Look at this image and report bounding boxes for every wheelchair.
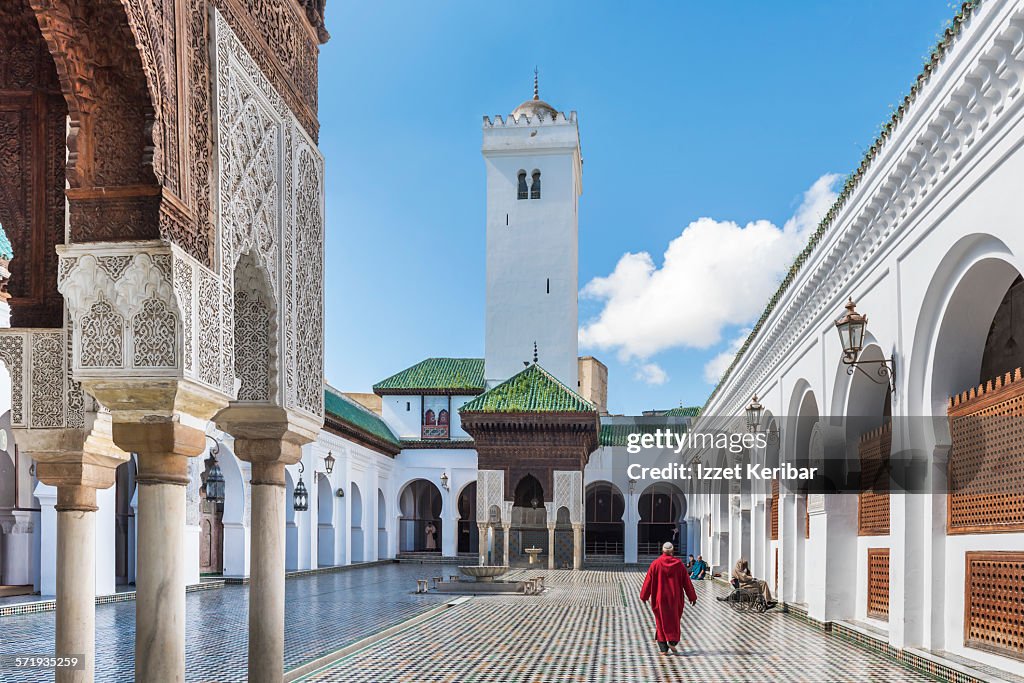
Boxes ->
[715,578,769,613]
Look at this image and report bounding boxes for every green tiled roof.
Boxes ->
[705,0,982,411]
[324,385,400,447]
[664,406,702,417]
[373,358,485,394]
[599,421,690,447]
[459,364,596,414]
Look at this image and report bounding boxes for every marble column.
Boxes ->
[247,460,287,682]
[20,423,127,683]
[547,523,556,570]
[501,523,511,566]
[113,421,205,683]
[55,486,96,683]
[217,408,317,683]
[572,523,583,570]
[477,523,487,565]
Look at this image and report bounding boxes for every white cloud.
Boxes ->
[634,362,669,386]
[579,174,840,367]
[703,328,750,384]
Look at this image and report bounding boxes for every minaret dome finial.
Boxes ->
[533,67,539,101]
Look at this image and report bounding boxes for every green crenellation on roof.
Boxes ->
[705,1,982,411]
[373,358,485,394]
[459,363,596,414]
[324,385,400,447]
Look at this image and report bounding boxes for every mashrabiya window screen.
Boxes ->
[964,551,1024,662]
[858,422,891,536]
[947,369,1024,534]
[866,547,890,621]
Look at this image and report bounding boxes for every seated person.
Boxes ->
[686,554,695,570]
[689,555,709,580]
[731,559,776,606]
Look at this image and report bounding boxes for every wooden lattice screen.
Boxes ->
[866,547,890,620]
[770,477,779,540]
[947,369,1024,534]
[858,423,891,536]
[964,551,1024,661]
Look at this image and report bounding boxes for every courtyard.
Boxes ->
[4,564,939,682]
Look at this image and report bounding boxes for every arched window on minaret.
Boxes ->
[517,171,528,200]
[530,170,541,199]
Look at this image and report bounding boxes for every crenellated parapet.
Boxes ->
[483,110,577,127]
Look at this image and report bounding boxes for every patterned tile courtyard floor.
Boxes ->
[0,563,447,682]
[298,568,937,683]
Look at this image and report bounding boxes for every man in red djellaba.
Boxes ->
[640,541,697,655]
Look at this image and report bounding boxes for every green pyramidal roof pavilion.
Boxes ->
[373,358,485,395]
[459,363,596,414]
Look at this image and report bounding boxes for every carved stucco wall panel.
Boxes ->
[553,470,583,525]
[0,327,85,429]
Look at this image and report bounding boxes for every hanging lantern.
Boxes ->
[205,458,225,503]
[745,395,763,433]
[293,461,309,512]
[323,450,335,475]
[835,297,867,361]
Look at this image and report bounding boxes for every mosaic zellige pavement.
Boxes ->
[299,569,935,683]
[0,564,447,683]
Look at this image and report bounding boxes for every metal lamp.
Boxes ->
[440,471,449,491]
[834,297,895,391]
[204,437,225,503]
[293,461,309,512]
[745,395,763,433]
[323,450,335,475]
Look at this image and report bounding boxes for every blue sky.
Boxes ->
[319,1,957,415]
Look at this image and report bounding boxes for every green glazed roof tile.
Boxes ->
[459,364,596,414]
[373,358,485,394]
[324,385,400,446]
[664,406,702,417]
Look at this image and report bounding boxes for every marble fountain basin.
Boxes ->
[458,565,509,582]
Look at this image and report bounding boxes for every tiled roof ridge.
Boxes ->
[703,0,982,412]
[459,363,597,413]
[373,357,485,393]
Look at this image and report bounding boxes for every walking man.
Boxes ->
[640,542,697,655]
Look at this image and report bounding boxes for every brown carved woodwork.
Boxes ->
[947,369,1024,534]
[0,0,66,327]
[964,551,1024,662]
[23,0,326,269]
[460,412,600,502]
[770,477,779,540]
[866,547,890,620]
[858,422,891,536]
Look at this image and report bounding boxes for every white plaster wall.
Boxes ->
[483,118,580,389]
[381,395,421,438]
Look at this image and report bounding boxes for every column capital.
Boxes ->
[112,420,207,486]
[215,404,319,472]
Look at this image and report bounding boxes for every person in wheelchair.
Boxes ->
[731,559,776,607]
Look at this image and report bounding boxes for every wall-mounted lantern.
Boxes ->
[745,395,763,433]
[834,297,895,392]
[323,450,335,475]
[204,436,225,504]
[293,461,309,512]
[440,471,449,491]
[628,478,637,495]
[336,488,344,498]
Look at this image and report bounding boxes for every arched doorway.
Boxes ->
[585,481,624,556]
[398,479,442,553]
[510,474,546,563]
[377,489,387,560]
[317,474,334,567]
[197,456,222,575]
[638,483,685,557]
[457,482,477,554]
[350,482,364,562]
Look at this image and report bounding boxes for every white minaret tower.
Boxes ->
[482,72,582,389]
